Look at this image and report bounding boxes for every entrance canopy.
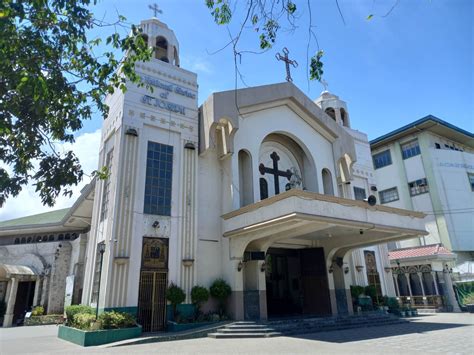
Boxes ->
[222,190,427,259]
[0,264,38,279]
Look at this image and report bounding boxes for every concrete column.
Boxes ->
[40,276,49,310]
[431,271,439,295]
[404,273,413,296]
[32,276,41,306]
[258,260,268,321]
[393,274,400,296]
[3,277,19,327]
[417,272,427,306]
[326,271,338,316]
[443,271,461,312]
[351,249,368,286]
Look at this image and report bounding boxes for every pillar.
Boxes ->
[258,260,268,321]
[443,271,461,312]
[431,271,439,295]
[393,274,400,296]
[3,277,19,327]
[229,259,245,320]
[404,273,413,296]
[417,272,427,306]
[32,276,41,306]
[40,276,49,310]
[351,249,368,286]
[327,270,338,316]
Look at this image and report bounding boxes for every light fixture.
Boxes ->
[344,266,349,274]
[355,265,364,272]
[98,242,106,254]
[328,265,334,273]
[384,267,392,273]
[260,262,266,273]
[184,142,195,150]
[237,261,244,272]
[152,220,160,228]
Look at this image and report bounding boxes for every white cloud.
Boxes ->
[0,129,101,221]
[181,56,213,75]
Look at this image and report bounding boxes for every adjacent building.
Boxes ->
[370,115,473,309]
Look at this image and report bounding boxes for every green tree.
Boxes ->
[0,0,152,207]
[209,278,231,316]
[191,285,210,317]
[166,283,186,321]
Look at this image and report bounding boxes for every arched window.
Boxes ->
[20,237,26,244]
[65,233,71,240]
[325,107,336,121]
[58,234,64,241]
[14,238,20,244]
[140,33,149,47]
[259,178,268,200]
[322,168,334,195]
[155,36,168,62]
[174,47,180,66]
[48,235,55,241]
[238,150,254,207]
[36,236,42,242]
[340,108,348,127]
[27,237,32,243]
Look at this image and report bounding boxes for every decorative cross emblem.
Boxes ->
[259,152,293,195]
[275,47,298,82]
[321,78,329,91]
[149,3,162,17]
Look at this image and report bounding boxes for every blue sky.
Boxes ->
[1,0,472,220]
[83,0,473,138]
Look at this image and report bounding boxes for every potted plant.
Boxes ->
[463,294,474,313]
[210,278,232,317]
[166,283,186,322]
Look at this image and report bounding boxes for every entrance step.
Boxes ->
[208,321,281,339]
[267,313,407,335]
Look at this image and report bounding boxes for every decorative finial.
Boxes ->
[275,47,298,82]
[149,3,162,18]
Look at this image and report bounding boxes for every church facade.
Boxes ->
[79,17,427,331]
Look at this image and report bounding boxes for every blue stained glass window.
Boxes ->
[144,141,173,216]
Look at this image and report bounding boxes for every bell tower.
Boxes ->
[315,91,351,128]
[82,13,198,331]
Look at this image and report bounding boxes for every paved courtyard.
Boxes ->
[1,313,473,354]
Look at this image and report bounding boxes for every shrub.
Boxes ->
[31,306,45,316]
[98,311,136,329]
[350,285,365,300]
[65,305,94,326]
[191,285,209,316]
[386,297,400,311]
[209,278,231,316]
[463,293,474,305]
[166,283,186,321]
[364,285,377,300]
[73,313,96,330]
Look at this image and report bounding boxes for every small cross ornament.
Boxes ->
[275,47,298,82]
[149,3,162,17]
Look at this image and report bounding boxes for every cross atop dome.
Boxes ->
[148,3,162,18]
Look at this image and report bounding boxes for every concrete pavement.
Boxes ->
[1,313,473,354]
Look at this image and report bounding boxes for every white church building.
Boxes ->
[0,17,434,331]
[78,17,429,332]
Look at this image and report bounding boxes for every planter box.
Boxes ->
[58,325,142,347]
[167,321,217,332]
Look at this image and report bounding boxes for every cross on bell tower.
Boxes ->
[275,47,298,82]
[148,3,162,17]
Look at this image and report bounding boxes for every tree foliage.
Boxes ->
[0,0,152,207]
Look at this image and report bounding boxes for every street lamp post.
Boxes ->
[95,242,106,320]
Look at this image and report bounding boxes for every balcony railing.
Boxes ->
[397,295,445,309]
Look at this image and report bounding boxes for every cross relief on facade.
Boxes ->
[259,151,293,195]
